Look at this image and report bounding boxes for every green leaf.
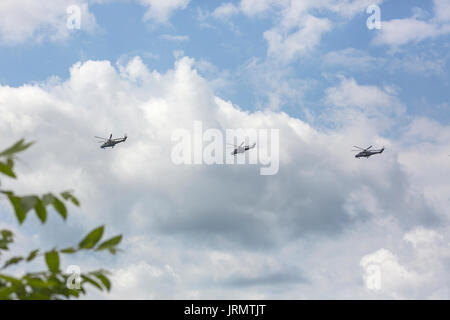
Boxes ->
[0,274,21,285]
[0,229,14,251]
[0,286,14,299]
[52,197,67,220]
[2,256,24,269]
[26,249,39,262]
[66,289,80,298]
[45,250,60,273]
[91,272,111,291]
[0,230,13,238]
[42,193,54,206]
[81,275,103,291]
[0,162,16,178]
[6,158,14,170]
[20,196,38,214]
[34,198,47,223]
[60,191,80,207]
[79,226,104,250]
[60,247,77,254]
[95,235,122,251]
[0,140,34,158]
[23,276,48,289]
[5,193,26,224]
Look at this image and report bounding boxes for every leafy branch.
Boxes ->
[0,140,122,300]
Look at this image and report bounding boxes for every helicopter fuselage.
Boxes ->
[231,144,256,155]
[355,148,384,158]
[100,137,127,149]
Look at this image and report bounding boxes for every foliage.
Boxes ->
[0,140,122,299]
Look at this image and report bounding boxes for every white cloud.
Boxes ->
[325,77,405,118]
[238,0,277,17]
[360,248,422,298]
[390,54,446,76]
[242,57,313,110]
[373,18,445,47]
[360,227,450,299]
[159,34,189,41]
[322,48,447,76]
[323,48,380,71]
[0,0,192,44]
[403,227,444,248]
[212,3,240,20]
[209,0,384,63]
[397,118,450,221]
[0,56,448,299]
[327,0,383,19]
[139,0,189,24]
[373,1,450,47]
[264,15,332,63]
[433,0,450,22]
[236,0,383,20]
[0,0,98,45]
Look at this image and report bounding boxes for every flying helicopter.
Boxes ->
[227,141,256,156]
[352,145,384,159]
[95,134,127,149]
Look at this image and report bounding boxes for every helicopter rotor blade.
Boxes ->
[95,136,107,140]
[109,134,113,140]
[353,146,364,150]
[366,145,373,150]
[240,141,245,147]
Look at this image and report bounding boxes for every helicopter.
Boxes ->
[352,145,384,159]
[227,141,256,156]
[95,134,127,149]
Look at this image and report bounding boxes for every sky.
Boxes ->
[0,0,449,299]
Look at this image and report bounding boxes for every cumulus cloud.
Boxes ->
[325,76,405,119]
[433,0,450,22]
[372,18,446,47]
[360,226,450,299]
[242,57,313,110]
[0,56,448,299]
[139,0,189,24]
[360,248,422,297]
[0,0,192,44]
[211,3,240,21]
[372,0,450,47]
[264,15,332,63]
[210,0,383,63]
[0,0,99,45]
[238,0,277,17]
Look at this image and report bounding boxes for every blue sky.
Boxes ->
[1,0,450,299]
[1,0,448,123]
